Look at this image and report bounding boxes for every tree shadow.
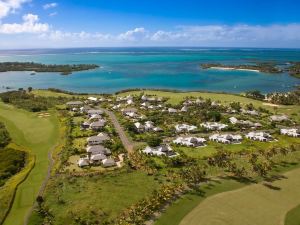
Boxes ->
[263,182,281,191]
[264,174,287,183]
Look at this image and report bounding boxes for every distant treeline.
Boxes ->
[201,62,300,78]
[0,62,99,75]
[0,90,69,112]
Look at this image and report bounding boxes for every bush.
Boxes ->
[0,122,11,148]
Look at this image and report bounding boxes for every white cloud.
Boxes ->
[0,0,30,19]
[43,2,57,10]
[49,11,57,16]
[2,24,300,48]
[0,13,49,33]
[117,27,147,41]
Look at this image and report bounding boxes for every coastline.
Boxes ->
[209,66,260,72]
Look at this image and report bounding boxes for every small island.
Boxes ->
[289,62,300,78]
[201,63,282,73]
[0,62,99,75]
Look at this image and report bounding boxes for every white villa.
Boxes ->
[181,106,188,112]
[87,133,110,145]
[246,132,273,142]
[229,117,262,128]
[173,136,206,147]
[141,95,162,102]
[175,124,197,133]
[78,156,116,168]
[168,108,178,113]
[134,121,162,133]
[280,128,300,137]
[87,109,104,117]
[142,145,178,157]
[200,122,228,131]
[241,109,259,116]
[90,119,106,130]
[86,145,111,155]
[270,115,289,122]
[209,134,243,144]
[87,97,98,102]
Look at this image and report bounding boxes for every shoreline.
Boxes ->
[209,66,260,72]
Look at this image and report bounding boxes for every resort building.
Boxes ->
[86,145,111,155]
[142,145,178,157]
[175,124,197,133]
[280,128,300,137]
[90,119,106,130]
[209,134,243,144]
[270,115,289,122]
[200,122,228,131]
[173,136,206,147]
[246,132,273,142]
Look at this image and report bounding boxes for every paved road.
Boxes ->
[101,108,134,154]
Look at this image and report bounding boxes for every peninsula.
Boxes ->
[0,62,99,75]
[201,63,282,73]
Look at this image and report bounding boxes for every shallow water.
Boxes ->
[0,47,299,93]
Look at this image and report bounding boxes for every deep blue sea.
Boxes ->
[0,47,299,94]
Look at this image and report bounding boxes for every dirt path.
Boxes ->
[180,168,300,225]
[101,108,134,154]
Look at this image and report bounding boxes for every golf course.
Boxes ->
[179,167,300,225]
[0,102,61,225]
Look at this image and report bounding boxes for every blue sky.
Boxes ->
[0,0,300,48]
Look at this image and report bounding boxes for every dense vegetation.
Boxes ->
[0,122,11,147]
[0,122,25,187]
[0,148,26,187]
[0,89,71,112]
[0,62,99,75]
[201,63,282,73]
[288,62,300,78]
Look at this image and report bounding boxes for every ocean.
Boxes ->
[0,47,299,94]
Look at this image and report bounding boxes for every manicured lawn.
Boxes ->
[0,102,61,225]
[180,167,300,225]
[154,179,246,225]
[285,204,300,225]
[41,170,160,224]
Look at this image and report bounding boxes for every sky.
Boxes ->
[0,0,300,49]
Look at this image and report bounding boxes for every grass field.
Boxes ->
[0,102,60,225]
[285,204,300,225]
[37,170,160,224]
[179,167,300,225]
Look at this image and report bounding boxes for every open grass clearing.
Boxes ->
[40,170,160,224]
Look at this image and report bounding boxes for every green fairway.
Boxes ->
[154,179,246,225]
[0,102,60,225]
[179,167,300,225]
[285,204,300,225]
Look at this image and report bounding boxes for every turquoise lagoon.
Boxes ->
[0,47,299,93]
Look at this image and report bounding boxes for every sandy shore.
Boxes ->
[210,66,260,72]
